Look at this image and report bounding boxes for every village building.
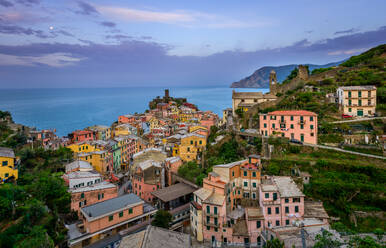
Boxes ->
[0,147,19,183]
[232,91,277,116]
[337,85,377,117]
[67,194,157,248]
[132,160,164,202]
[63,169,103,189]
[69,130,95,143]
[119,225,191,248]
[78,150,113,174]
[259,110,318,144]
[114,123,138,137]
[69,181,118,217]
[178,133,206,162]
[86,125,112,141]
[118,114,135,124]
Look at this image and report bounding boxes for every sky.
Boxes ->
[0,0,385,88]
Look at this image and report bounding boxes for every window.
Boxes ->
[206,226,210,231]
[109,215,114,221]
[295,206,299,213]
[256,220,261,228]
[349,108,352,112]
[272,123,275,128]
[310,116,314,121]
[300,124,304,129]
[264,123,267,128]
[98,194,101,200]
[244,181,248,187]
[293,198,300,203]
[286,219,290,225]
[207,206,210,214]
[263,115,266,120]
[190,140,193,145]
[285,198,289,203]
[238,190,240,195]
[2,161,8,166]
[244,171,247,176]
[368,99,371,106]
[276,220,280,226]
[199,140,202,145]
[358,91,362,97]
[290,124,294,129]
[358,100,362,106]
[187,147,190,152]
[119,211,123,218]
[214,207,217,214]
[349,99,352,106]
[268,207,271,215]
[275,207,279,214]
[265,193,269,199]
[252,193,256,199]
[285,206,289,213]
[81,193,84,198]
[214,227,218,232]
[348,91,352,97]
[232,171,234,177]
[253,182,256,188]
[310,125,314,130]
[290,116,294,121]
[273,193,277,200]
[129,208,133,214]
[214,218,218,225]
[252,171,256,177]
[206,216,210,223]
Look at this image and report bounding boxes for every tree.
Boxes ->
[313,229,341,248]
[348,235,382,248]
[264,238,284,248]
[151,210,172,229]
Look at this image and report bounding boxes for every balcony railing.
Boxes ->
[204,212,219,217]
[204,220,220,227]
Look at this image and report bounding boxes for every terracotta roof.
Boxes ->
[268,110,317,116]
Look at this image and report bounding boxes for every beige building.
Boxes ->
[232,91,277,116]
[337,86,377,117]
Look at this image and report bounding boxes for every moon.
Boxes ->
[49,26,54,30]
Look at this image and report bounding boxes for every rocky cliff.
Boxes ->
[230,61,342,88]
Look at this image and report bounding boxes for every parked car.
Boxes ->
[289,139,303,145]
[342,114,353,118]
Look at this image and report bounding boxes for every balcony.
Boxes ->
[204,220,220,227]
[262,199,280,205]
[204,211,219,217]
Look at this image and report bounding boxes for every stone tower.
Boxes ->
[297,65,309,81]
[269,70,278,94]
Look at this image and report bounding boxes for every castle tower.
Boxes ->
[269,70,278,94]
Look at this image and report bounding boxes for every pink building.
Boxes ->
[132,160,163,202]
[70,130,95,143]
[118,114,135,124]
[259,110,318,144]
[259,176,305,229]
[69,181,118,217]
[165,156,183,186]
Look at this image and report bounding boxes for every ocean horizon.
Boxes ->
[0,87,268,137]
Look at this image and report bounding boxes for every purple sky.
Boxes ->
[0,0,385,88]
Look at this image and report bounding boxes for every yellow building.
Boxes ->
[78,150,112,174]
[66,142,100,157]
[179,133,206,162]
[337,86,377,117]
[149,117,160,131]
[0,147,18,183]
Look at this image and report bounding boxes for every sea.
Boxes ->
[0,87,268,137]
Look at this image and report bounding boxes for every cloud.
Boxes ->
[96,5,269,28]
[334,28,357,35]
[141,36,152,40]
[0,0,13,7]
[0,26,384,88]
[76,1,99,15]
[16,0,40,6]
[105,34,133,41]
[0,23,51,38]
[100,21,116,28]
[0,52,83,67]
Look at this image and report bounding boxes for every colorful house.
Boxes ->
[78,150,113,174]
[0,147,18,183]
[86,125,112,141]
[259,110,318,144]
[132,160,163,202]
[337,85,377,117]
[118,114,135,124]
[179,133,206,162]
[69,130,95,143]
[114,124,138,137]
